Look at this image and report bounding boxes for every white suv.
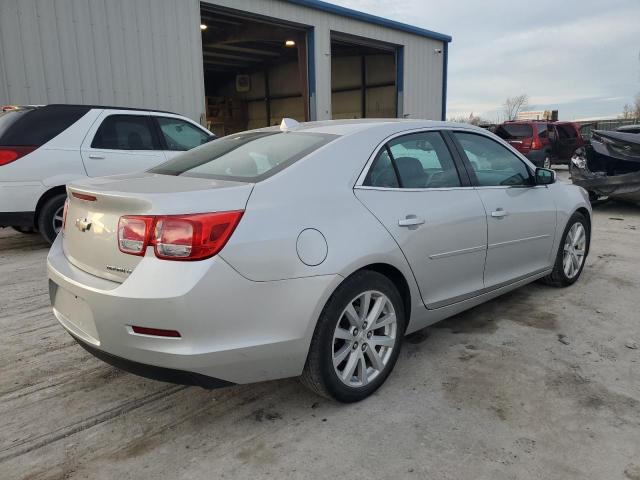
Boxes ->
[0,105,214,243]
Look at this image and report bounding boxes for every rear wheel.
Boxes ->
[37,193,66,245]
[301,270,405,402]
[543,155,551,169]
[542,212,589,287]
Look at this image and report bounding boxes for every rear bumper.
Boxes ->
[0,211,35,228]
[0,181,46,218]
[71,333,235,389]
[47,235,342,385]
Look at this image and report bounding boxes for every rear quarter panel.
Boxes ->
[219,128,424,319]
[0,109,100,211]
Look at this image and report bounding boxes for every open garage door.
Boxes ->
[200,4,311,136]
[331,34,398,119]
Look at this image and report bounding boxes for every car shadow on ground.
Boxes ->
[0,227,49,251]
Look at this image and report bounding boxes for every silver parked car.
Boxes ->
[47,119,591,402]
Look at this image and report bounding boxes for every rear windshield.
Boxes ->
[149,131,337,182]
[495,124,533,139]
[0,109,32,140]
[0,105,90,146]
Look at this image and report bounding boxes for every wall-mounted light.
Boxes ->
[200,24,207,31]
[285,40,296,47]
[433,48,443,54]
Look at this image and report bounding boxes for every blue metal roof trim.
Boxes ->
[284,0,452,43]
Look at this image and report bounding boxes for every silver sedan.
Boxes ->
[47,119,591,402]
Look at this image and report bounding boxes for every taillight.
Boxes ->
[62,199,69,232]
[153,211,243,260]
[117,211,243,261]
[0,146,37,166]
[118,216,154,256]
[531,137,541,150]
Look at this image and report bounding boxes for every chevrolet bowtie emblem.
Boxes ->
[75,218,92,232]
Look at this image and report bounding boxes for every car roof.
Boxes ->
[617,125,640,132]
[252,118,485,137]
[43,104,178,115]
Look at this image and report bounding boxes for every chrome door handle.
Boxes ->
[491,209,509,218]
[89,154,105,159]
[398,216,425,227]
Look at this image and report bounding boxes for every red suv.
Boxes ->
[495,121,584,168]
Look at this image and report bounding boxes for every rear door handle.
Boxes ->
[89,154,105,159]
[398,215,425,227]
[491,208,509,218]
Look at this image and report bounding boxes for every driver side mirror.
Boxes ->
[535,167,555,185]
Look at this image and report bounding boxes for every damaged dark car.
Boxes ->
[570,129,640,204]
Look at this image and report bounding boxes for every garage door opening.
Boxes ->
[331,35,397,119]
[200,5,310,136]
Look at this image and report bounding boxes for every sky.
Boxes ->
[327,0,640,121]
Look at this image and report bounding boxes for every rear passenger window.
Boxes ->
[556,124,575,139]
[0,105,90,146]
[92,115,157,150]
[536,123,549,138]
[365,148,399,188]
[454,132,532,187]
[364,131,460,189]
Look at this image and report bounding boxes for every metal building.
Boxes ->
[0,0,451,133]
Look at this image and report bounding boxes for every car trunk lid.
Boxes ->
[63,173,253,282]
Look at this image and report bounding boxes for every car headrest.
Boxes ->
[394,156,426,187]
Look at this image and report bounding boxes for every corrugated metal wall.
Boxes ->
[206,0,445,121]
[0,0,444,123]
[0,0,205,122]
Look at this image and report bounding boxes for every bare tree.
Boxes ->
[620,93,640,119]
[503,94,529,121]
[447,112,485,125]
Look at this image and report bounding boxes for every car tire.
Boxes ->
[37,193,66,245]
[301,270,405,402]
[541,212,589,287]
[12,226,37,234]
[543,155,551,169]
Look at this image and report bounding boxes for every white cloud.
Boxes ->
[327,0,640,120]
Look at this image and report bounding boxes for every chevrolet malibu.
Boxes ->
[47,119,591,402]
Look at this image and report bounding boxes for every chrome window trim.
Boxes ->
[355,125,537,191]
[355,184,548,192]
[354,185,471,192]
[471,185,548,190]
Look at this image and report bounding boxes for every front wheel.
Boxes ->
[541,212,589,287]
[301,270,405,402]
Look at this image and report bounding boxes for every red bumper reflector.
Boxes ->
[131,326,181,338]
[72,192,97,201]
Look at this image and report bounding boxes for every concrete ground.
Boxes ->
[1,169,639,480]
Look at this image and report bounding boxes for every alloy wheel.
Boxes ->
[52,205,64,234]
[563,222,586,279]
[543,157,551,169]
[332,290,397,387]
